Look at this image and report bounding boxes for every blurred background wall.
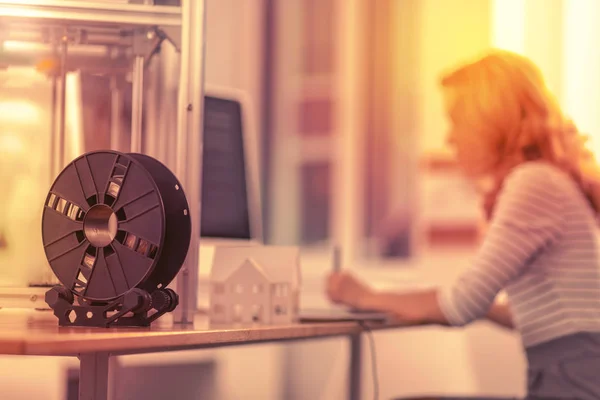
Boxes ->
[1,0,600,399]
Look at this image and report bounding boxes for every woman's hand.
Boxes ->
[326,273,449,325]
[485,297,515,330]
[326,272,373,310]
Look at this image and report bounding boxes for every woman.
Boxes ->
[326,50,600,399]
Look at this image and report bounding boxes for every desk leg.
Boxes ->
[349,334,362,400]
[78,352,110,400]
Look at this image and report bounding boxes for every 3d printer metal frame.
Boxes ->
[0,0,182,28]
[0,0,204,325]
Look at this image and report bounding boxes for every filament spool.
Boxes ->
[41,150,191,303]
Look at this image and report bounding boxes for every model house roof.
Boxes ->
[227,258,271,283]
[211,245,301,285]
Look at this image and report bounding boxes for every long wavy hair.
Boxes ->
[440,49,600,213]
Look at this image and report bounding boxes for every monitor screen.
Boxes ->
[200,95,251,239]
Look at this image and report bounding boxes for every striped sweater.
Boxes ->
[439,161,600,348]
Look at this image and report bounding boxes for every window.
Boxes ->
[302,0,336,76]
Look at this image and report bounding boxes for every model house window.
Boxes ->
[252,284,263,294]
[273,283,288,297]
[274,305,287,315]
[213,304,224,314]
[213,283,225,294]
[234,284,244,294]
[233,304,242,322]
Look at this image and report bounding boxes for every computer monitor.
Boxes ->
[200,85,263,244]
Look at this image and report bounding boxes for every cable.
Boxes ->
[359,321,379,400]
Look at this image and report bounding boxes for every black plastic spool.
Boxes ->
[41,150,191,304]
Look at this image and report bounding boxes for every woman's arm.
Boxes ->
[326,273,449,325]
[327,272,515,328]
[359,289,449,325]
[327,164,563,328]
[327,274,516,330]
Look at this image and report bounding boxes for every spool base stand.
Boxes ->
[45,285,179,328]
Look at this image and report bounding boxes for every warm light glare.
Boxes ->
[563,0,600,157]
[0,100,40,122]
[0,133,24,154]
[491,0,525,53]
[65,73,84,159]
[2,40,38,51]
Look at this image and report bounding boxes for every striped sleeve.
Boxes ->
[438,164,565,326]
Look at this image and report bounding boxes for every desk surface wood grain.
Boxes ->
[0,310,394,356]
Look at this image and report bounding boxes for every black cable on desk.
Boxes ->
[358,321,379,400]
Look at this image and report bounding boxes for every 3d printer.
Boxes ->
[0,0,205,325]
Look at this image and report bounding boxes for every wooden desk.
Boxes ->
[0,310,391,400]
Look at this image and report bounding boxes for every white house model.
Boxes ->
[209,246,301,325]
